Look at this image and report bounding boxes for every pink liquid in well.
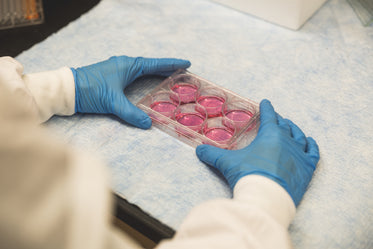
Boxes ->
[197,96,225,117]
[175,113,205,132]
[225,109,254,129]
[171,83,198,103]
[150,101,178,117]
[226,109,253,121]
[204,127,234,143]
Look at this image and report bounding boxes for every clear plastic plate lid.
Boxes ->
[137,69,260,150]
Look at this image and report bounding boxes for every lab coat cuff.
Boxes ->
[233,175,296,228]
[47,66,76,117]
[23,67,76,122]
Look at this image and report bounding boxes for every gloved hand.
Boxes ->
[196,99,320,206]
[71,56,191,129]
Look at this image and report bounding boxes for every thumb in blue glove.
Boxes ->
[196,99,320,206]
[71,56,191,129]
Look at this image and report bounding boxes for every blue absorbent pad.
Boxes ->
[16,0,373,248]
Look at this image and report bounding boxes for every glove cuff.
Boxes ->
[70,68,79,113]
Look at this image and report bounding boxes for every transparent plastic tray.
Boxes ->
[137,69,260,150]
[0,0,44,30]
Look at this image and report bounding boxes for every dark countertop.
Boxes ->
[0,0,100,57]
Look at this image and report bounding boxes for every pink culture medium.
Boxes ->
[197,95,225,117]
[150,101,178,117]
[171,83,198,103]
[175,113,205,132]
[224,109,254,129]
[204,127,234,142]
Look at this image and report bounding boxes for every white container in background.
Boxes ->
[211,0,328,30]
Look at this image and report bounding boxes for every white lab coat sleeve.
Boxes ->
[0,57,144,249]
[22,67,75,122]
[0,72,142,249]
[0,56,75,123]
[156,175,296,249]
[0,81,106,249]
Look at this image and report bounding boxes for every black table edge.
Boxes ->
[113,193,175,243]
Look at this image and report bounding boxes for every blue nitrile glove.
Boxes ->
[71,56,191,129]
[196,99,320,206]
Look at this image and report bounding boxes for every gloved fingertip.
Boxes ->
[260,99,271,105]
[137,115,152,129]
[196,144,209,160]
[168,58,191,71]
[306,137,319,152]
[259,99,277,125]
[196,144,217,164]
[306,136,320,165]
[179,59,191,68]
[196,144,226,168]
[260,99,274,111]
